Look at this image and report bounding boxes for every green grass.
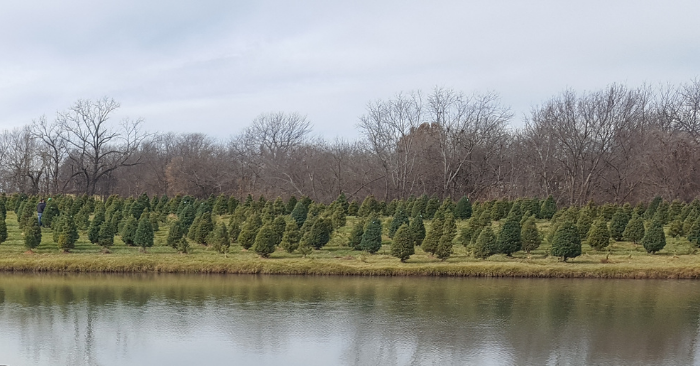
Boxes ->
[2,212,700,279]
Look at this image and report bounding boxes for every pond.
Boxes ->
[0,274,698,365]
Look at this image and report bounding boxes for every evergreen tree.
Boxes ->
[335,192,349,214]
[436,213,456,260]
[24,216,42,251]
[550,221,582,261]
[409,215,426,247]
[306,217,333,250]
[187,213,202,240]
[285,196,298,215]
[61,214,79,250]
[210,223,230,254]
[609,208,630,241]
[290,201,309,227]
[52,215,65,243]
[280,220,301,253]
[576,206,595,239]
[238,214,262,250]
[454,196,472,220]
[42,199,59,228]
[166,220,185,248]
[358,195,379,217]
[0,213,7,244]
[540,195,557,219]
[134,212,154,251]
[97,220,114,250]
[347,200,359,216]
[668,219,684,238]
[359,216,382,253]
[213,194,228,215]
[252,224,277,257]
[496,212,522,256]
[271,216,287,246]
[520,215,541,254]
[391,224,414,262]
[388,204,409,238]
[686,216,700,247]
[411,195,428,218]
[74,204,91,231]
[587,218,611,250]
[195,212,214,244]
[348,219,365,250]
[424,196,440,219]
[642,220,666,254]
[19,199,35,230]
[623,214,645,244]
[644,196,662,220]
[473,226,497,259]
[228,217,242,243]
[331,204,347,229]
[421,213,445,255]
[88,207,106,244]
[121,216,138,245]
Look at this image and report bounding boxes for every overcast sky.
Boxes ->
[1,0,699,139]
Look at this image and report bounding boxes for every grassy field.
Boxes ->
[1,212,700,279]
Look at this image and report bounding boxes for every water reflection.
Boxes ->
[0,274,698,365]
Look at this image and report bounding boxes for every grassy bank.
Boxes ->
[3,212,700,279]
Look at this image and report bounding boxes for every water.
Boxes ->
[0,274,699,366]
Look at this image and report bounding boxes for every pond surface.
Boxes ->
[0,274,699,365]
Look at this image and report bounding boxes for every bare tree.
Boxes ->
[31,115,68,194]
[57,97,146,196]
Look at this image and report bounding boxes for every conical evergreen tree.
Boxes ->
[550,221,582,261]
[576,207,595,239]
[644,196,662,220]
[121,216,138,245]
[540,195,557,219]
[609,208,630,241]
[409,215,426,247]
[421,212,444,255]
[134,212,154,251]
[454,196,472,220]
[520,215,541,254]
[360,216,382,253]
[436,213,456,260]
[473,226,497,259]
[194,212,214,244]
[97,220,114,250]
[391,224,414,262]
[623,214,645,244]
[252,224,277,257]
[237,214,262,250]
[668,219,684,238]
[348,219,365,250]
[210,223,230,254]
[24,216,42,252]
[228,217,242,244]
[166,220,185,249]
[0,213,7,244]
[272,216,287,246]
[280,220,301,253]
[388,204,409,238]
[496,212,522,256]
[642,220,666,254]
[686,216,700,247]
[58,214,79,252]
[290,201,308,227]
[587,218,611,250]
[88,207,106,244]
[307,217,333,250]
[331,204,347,229]
[424,196,440,219]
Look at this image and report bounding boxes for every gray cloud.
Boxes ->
[1,0,698,138]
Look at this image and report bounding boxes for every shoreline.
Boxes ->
[1,255,699,279]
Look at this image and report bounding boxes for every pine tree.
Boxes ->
[290,201,308,227]
[331,204,347,229]
[178,204,196,232]
[88,207,106,244]
[0,213,7,244]
[540,195,557,219]
[587,218,611,250]
[520,215,541,254]
[668,219,684,238]
[272,216,287,246]
[409,215,426,247]
[210,223,230,254]
[576,207,595,239]
[252,224,276,258]
[609,208,630,241]
[280,220,301,253]
[436,213,456,260]
[473,226,497,259]
[348,219,365,250]
[166,220,185,248]
[642,220,666,254]
[121,216,138,245]
[347,200,359,216]
[454,196,472,220]
[644,196,662,220]
[388,204,409,238]
[228,217,242,244]
[176,237,190,254]
[421,213,444,255]
[623,214,645,244]
[74,204,91,231]
[424,196,440,219]
[496,212,522,256]
[358,195,379,217]
[391,224,414,262]
[686,216,700,247]
[97,220,114,250]
[213,194,228,215]
[59,214,79,252]
[52,215,65,243]
[24,216,42,252]
[238,214,262,250]
[307,217,333,250]
[42,199,59,228]
[187,213,202,240]
[134,212,154,251]
[195,212,214,245]
[360,216,382,253]
[550,221,582,261]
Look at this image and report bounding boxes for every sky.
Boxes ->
[1,0,699,139]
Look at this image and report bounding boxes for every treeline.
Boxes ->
[3,80,700,205]
[2,192,699,262]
